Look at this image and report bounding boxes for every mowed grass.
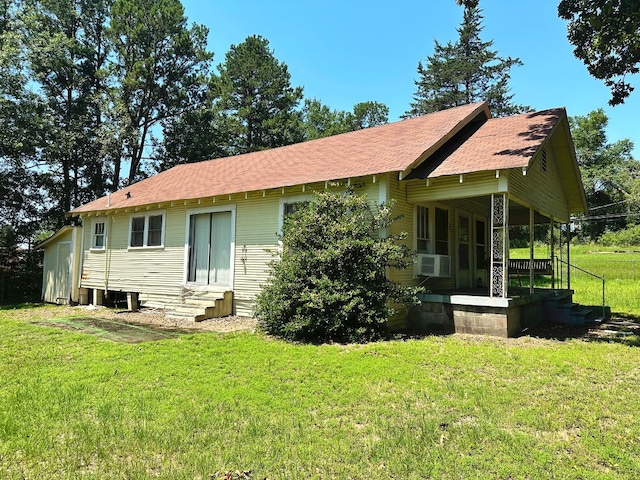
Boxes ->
[2,305,640,479]
[511,245,640,315]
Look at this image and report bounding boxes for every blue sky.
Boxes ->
[182,0,639,157]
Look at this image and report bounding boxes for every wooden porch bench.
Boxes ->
[508,258,553,287]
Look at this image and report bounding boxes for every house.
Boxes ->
[45,101,588,336]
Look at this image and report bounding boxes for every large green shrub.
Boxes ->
[599,224,640,246]
[255,190,419,343]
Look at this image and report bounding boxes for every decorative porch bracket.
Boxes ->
[490,193,508,298]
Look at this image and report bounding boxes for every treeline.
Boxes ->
[0,0,391,247]
[1,0,638,304]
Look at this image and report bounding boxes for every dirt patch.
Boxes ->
[20,304,259,342]
[36,317,190,343]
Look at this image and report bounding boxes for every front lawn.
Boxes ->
[1,305,640,479]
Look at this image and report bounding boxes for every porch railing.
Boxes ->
[556,257,606,320]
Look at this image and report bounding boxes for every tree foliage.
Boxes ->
[108,0,212,182]
[301,99,389,141]
[406,1,527,117]
[570,109,640,239]
[255,190,420,344]
[214,35,304,155]
[558,0,640,106]
[26,0,112,219]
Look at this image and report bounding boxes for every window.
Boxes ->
[91,220,106,249]
[416,206,430,252]
[476,219,486,269]
[283,201,307,218]
[129,212,165,248]
[435,207,449,255]
[458,215,469,269]
[278,195,312,233]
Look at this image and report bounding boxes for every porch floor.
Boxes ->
[418,287,572,308]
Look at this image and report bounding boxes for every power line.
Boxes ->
[571,212,640,222]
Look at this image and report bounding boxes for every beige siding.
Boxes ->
[508,147,570,222]
[406,172,504,204]
[78,176,381,316]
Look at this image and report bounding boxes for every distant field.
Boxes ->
[511,245,640,315]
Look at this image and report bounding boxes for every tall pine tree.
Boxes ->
[406,1,528,118]
[214,35,304,155]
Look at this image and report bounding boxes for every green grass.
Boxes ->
[511,245,640,315]
[2,305,640,478]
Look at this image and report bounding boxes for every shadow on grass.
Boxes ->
[525,312,640,347]
[399,313,640,347]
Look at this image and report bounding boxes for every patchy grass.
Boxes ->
[1,305,640,479]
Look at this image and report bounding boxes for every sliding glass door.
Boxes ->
[188,211,232,285]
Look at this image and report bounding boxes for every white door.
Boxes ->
[56,243,71,304]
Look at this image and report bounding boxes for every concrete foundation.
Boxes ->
[408,290,553,337]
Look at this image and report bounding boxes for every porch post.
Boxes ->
[567,221,571,291]
[490,193,508,298]
[529,208,534,295]
[550,218,555,289]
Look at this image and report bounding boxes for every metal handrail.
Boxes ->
[556,257,606,320]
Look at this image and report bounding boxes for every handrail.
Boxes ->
[556,257,606,320]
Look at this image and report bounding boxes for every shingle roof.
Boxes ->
[70,102,567,214]
[422,108,566,178]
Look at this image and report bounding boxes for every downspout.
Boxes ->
[104,213,112,295]
[550,218,555,289]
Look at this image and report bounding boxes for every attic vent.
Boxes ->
[540,148,548,173]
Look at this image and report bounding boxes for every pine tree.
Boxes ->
[214,35,304,155]
[406,2,528,118]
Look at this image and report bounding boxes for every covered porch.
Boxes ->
[403,182,585,337]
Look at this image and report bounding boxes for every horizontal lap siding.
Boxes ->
[233,180,381,317]
[509,148,569,221]
[80,206,190,307]
[233,194,279,317]
[388,176,417,288]
[79,177,381,316]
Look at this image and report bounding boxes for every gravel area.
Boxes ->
[27,304,259,333]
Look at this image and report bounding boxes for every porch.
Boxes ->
[408,287,585,337]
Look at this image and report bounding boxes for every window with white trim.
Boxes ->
[416,206,430,253]
[91,219,106,249]
[129,212,165,248]
[415,205,449,254]
[435,207,449,255]
[278,195,313,233]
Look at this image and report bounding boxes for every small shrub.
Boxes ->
[255,189,419,343]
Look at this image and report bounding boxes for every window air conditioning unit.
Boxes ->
[416,253,451,278]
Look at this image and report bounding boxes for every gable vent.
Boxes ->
[540,148,548,173]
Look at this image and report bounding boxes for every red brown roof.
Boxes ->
[425,108,566,178]
[71,102,569,214]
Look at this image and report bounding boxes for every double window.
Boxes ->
[129,212,165,248]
